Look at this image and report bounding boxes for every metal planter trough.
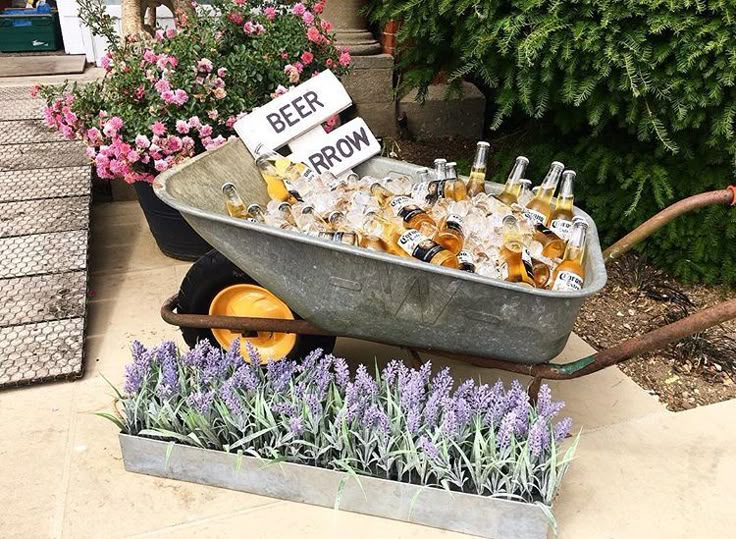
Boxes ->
[120,434,551,539]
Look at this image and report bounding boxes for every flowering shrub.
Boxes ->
[107,340,578,506]
[37,0,351,184]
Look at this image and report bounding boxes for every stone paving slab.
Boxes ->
[0,119,66,145]
[0,230,88,279]
[0,196,90,238]
[0,166,91,202]
[0,97,43,120]
[0,86,35,100]
[0,271,86,328]
[0,141,88,171]
[0,318,84,387]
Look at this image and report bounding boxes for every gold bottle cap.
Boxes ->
[222,182,236,193]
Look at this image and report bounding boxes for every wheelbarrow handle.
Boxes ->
[603,186,736,264]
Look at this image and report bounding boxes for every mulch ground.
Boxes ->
[395,136,736,411]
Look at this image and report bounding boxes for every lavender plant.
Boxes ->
[107,340,579,506]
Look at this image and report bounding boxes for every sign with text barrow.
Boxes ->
[233,70,352,154]
[290,118,381,176]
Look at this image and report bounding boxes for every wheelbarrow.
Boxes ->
[154,139,736,391]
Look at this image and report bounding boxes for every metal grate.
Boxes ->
[0,271,86,328]
[0,119,66,145]
[0,196,90,238]
[0,230,88,279]
[0,141,88,172]
[0,166,91,202]
[0,98,43,121]
[0,318,85,387]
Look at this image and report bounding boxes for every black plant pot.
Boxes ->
[134,181,212,261]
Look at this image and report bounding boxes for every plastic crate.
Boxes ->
[0,10,61,52]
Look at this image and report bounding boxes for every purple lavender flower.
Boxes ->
[187,390,214,414]
[553,417,573,442]
[470,384,493,415]
[223,339,243,371]
[272,401,295,416]
[305,392,323,419]
[355,364,378,396]
[417,435,441,463]
[483,380,509,427]
[406,406,421,434]
[245,341,262,367]
[381,359,407,387]
[362,403,390,436]
[454,379,475,400]
[123,341,154,395]
[536,384,565,419]
[231,363,259,392]
[423,392,442,428]
[399,369,426,411]
[288,415,303,435]
[180,340,214,368]
[155,345,179,399]
[527,417,551,458]
[219,378,242,415]
[266,359,297,393]
[332,355,350,388]
[296,347,323,373]
[497,410,517,450]
[440,407,459,438]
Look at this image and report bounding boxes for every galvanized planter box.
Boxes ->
[120,434,551,539]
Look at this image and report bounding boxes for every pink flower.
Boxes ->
[197,58,213,73]
[167,136,183,152]
[134,86,146,100]
[175,120,190,134]
[271,85,288,98]
[294,61,304,73]
[227,11,244,25]
[264,6,276,20]
[321,19,332,32]
[208,109,219,120]
[326,58,334,68]
[173,89,189,105]
[339,49,352,67]
[103,116,124,136]
[64,110,78,124]
[155,78,171,94]
[188,116,202,129]
[85,147,97,159]
[127,150,140,163]
[151,122,166,136]
[243,21,255,34]
[302,11,314,25]
[306,26,321,43]
[313,0,324,14]
[233,0,245,4]
[255,23,265,35]
[143,49,158,64]
[165,28,177,38]
[155,29,165,41]
[324,114,338,133]
[213,77,225,88]
[213,87,227,99]
[154,159,169,172]
[217,67,228,77]
[60,125,75,139]
[181,136,195,149]
[205,135,227,151]
[161,90,175,104]
[284,64,300,84]
[292,3,306,16]
[100,53,113,72]
[300,51,314,65]
[86,127,102,145]
[199,124,213,137]
[30,84,40,98]
[225,116,237,128]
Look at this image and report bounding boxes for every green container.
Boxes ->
[0,10,61,52]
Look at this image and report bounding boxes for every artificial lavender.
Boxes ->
[116,340,578,505]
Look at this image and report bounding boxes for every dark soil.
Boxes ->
[395,137,736,412]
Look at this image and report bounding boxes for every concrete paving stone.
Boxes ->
[0,166,91,202]
[0,119,66,145]
[0,141,88,171]
[0,97,43,120]
[0,196,89,238]
[342,67,394,104]
[0,230,88,278]
[0,271,86,327]
[0,86,36,100]
[0,318,84,387]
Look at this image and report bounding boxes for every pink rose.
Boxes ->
[302,11,314,25]
[339,50,352,67]
[306,26,321,43]
[127,150,140,163]
[197,58,213,73]
[173,89,189,105]
[151,122,166,136]
[165,28,177,38]
[188,116,202,129]
[227,12,244,25]
[292,3,306,16]
[217,67,228,77]
[176,120,190,134]
[155,78,171,94]
[199,124,213,137]
[154,159,169,172]
[264,6,276,20]
[205,135,226,151]
[243,21,255,34]
[321,19,332,32]
[300,51,314,65]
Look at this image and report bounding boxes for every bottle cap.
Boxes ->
[246,203,262,213]
[221,182,236,193]
[562,170,577,180]
[516,156,530,165]
[277,202,291,212]
[550,161,565,170]
[477,141,491,148]
[572,216,588,227]
[434,158,447,165]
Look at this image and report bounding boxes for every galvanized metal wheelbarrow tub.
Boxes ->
[154,139,736,386]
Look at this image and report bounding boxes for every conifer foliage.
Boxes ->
[368,0,736,284]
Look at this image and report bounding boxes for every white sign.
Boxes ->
[234,70,352,154]
[290,118,381,176]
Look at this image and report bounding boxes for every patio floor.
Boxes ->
[0,200,734,538]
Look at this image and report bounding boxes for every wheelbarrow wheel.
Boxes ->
[177,249,336,362]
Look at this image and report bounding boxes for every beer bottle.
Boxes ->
[326,210,349,232]
[499,215,536,287]
[245,203,266,223]
[533,223,565,259]
[549,170,576,241]
[434,158,448,180]
[523,161,564,225]
[222,182,248,219]
[550,217,588,292]
[433,213,465,254]
[307,230,361,246]
[411,164,467,204]
[361,212,410,257]
[467,141,491,197]
[254,143,313,203]
[370,183,436,230]
[396,228,460,268]
[294,204,329,233]
[457,250,477,273]
[495,156,529,205]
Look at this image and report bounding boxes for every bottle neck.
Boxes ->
[540,162,564,190]
[563,222,587,263]
[472,143,490,170]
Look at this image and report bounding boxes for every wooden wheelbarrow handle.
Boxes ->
[603,186,736,263]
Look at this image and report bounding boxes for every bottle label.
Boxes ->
[523,207,547,226]
[534,222,558,239]
[521,248,535,281]
[552,270,584,292]
[446,214,464,233]
[300,165,317,182]
[390,196,424,223]
[550,218,573,241]
[411,180,446,203]
[457,250,476,272]
[398,229,444,262]
[282,179,304,202]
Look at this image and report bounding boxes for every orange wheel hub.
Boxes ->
[209,284,297,362]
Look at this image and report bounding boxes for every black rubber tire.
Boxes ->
[177,249,336,361]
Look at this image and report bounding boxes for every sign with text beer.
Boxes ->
[233,70,380,175]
